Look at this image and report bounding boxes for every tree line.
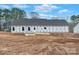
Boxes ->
[0,8,26,21]
[0,8,40,22]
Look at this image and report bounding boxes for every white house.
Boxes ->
[11,19,69,33]
[73,23,79,33]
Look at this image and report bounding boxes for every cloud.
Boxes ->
[0,4,30,9]
[39,13,55,19]
[58,9,73,14]
[0,5,10,9]
[13,4,29,8]
[39,14,48,17]
[34,4,58,12]
[41,4,58,9]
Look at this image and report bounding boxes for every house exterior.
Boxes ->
[69,22,78,33]
[11,19,69,33]
[74,23,79,33]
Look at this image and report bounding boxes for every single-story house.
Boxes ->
[69,22,78,33]
[74,22,79,33]
[10,19,69,33]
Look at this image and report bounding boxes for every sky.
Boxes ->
[0,4,79,21]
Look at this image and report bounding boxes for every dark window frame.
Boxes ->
[28,27,30,31]
[22,27,24,31]
[34,27,36,30]
[12,27,15,31]
[44,27,46,29]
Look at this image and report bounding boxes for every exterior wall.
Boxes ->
[11,26,69,33]
[11,26,25,33]
[74,23,79,33]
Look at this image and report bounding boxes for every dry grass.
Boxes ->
[0,32,79,55]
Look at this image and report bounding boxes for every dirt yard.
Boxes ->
[0,32,79,55]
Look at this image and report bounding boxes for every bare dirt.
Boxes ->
[0,32,79,55]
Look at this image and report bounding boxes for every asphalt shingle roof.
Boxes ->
[11,18,68,26]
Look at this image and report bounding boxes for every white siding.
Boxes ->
[11,26,25,33]
[74,23,79,33]
[11,26,69,33]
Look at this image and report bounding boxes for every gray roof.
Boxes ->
[11,18,68,26]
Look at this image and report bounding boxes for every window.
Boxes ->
[44,27,46,29]
[34,27,36,30]
[28,27,30,31]
[12,27,15,31]
[22,27,24,31]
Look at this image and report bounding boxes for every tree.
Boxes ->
[0,9,2,20]
[71,15,76,21]
[11,8,26,20]
[31,12,40,19]
[71,15,79,23]
[3,9,12,21]
[0,9,2,30]
[0,8,27,31]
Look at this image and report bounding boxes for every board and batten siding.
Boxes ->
[11,26,69,33]
[74,23,79,33]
